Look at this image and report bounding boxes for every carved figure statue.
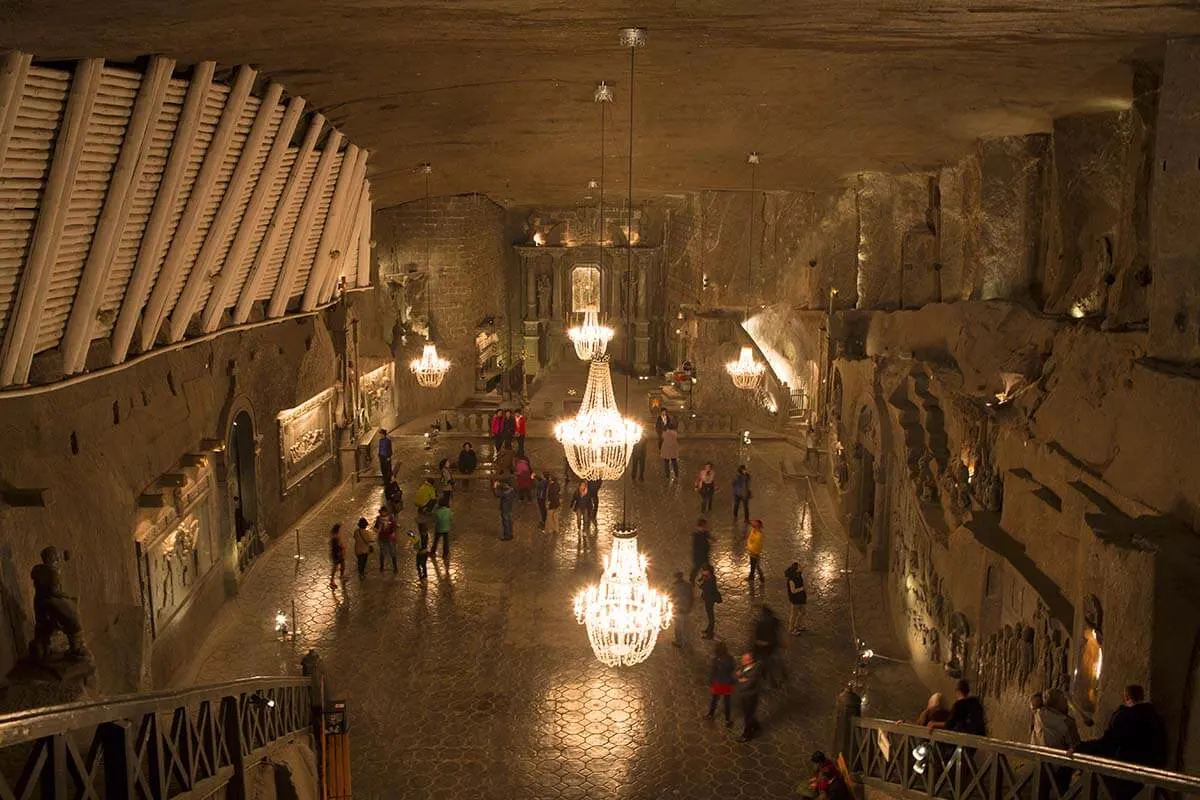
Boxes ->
[1019,624,1036,688]
[834,446,849,488]
[998,625,1015,689]
[1051,630,1070,693]
[29,546,88,662]
[917,452,939,504]
[988,470,1005,513]
[978,637,994,698]
[972,463,993,508]
[535,273,552,318]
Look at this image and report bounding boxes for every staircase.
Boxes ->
[0,677,319,800]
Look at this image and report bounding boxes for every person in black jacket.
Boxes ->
[705,641,736,726]
[752,605,786,687]
[457,442,478,474]
[697,565,721,639]
[670,571,694,647]
[1073,684,1166,800]
[785,562,808,634]
[930,679,987,736]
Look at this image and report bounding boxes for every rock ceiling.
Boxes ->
[3,1,1200,208]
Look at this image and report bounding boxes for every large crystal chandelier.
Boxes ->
[566,81,616,362]
[727,151,766,391]
[410,343,450,388]
[568,310,614,360]
[410,162,451,389]
[574,526,672,667]
[555,355,641,480]
[727,345,765,390]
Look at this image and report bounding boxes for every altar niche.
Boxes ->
[515,244,659,376]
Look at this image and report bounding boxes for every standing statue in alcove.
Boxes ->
[29,547,89,663]
[1051,630,1071,693]
[535,273,552,318]
[917,451,939,504]
[977,637,994,698]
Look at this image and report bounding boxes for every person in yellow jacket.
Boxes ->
[746,519,765,583]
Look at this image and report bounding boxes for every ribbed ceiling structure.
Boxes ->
[0,53,372,389]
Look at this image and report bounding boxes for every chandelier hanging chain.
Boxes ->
[425,165,433,335]
[621,30,639,529]
[599,84,606,246]
[747,151,759,319]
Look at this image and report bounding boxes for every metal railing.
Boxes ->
[0,676,311,799]
[849,717,1200,800]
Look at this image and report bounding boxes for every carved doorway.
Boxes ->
[229,411,258,548]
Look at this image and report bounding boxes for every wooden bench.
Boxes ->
[421,467,496,492]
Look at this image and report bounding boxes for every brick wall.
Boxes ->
[373,194,517,411]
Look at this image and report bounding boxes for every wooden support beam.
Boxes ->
[0,51,33,176]
[61,56,176,375]
[200,96,305,333]
[0,58,104,386]
[301,144,361,311]
[320,158,370,304]
[139,65,256,352]
[168,81,284,343]
[267,129,343,318]
[110,61,216,366]
[356,180,372,288]
[233,113,325,324]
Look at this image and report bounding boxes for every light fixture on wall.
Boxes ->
[726,151,766,391]
[409,163,451,389]
[572,27,670,670]
[567,81,616,361]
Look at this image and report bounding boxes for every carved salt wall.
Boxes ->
[357,362,394,429]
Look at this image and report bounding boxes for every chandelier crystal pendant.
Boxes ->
[727,346,766,390]
[410,162,451,389]
[554,355,641,480]
[728,151,766,391]
[410,343,451,388]
[567,310,614,361]
[573,525,673,667]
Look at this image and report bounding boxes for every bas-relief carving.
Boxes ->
[137,466,220,639]
[972,601,1071,700]
[277,388,336,492]
[358,363,395,427]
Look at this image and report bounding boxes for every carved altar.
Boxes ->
[358,363,395,429]
[515,244,660,375]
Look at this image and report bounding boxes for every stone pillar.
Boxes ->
[522,255,540,377]
[633,256,650,374]
[832,688,863,765]
[1149,40,1200,362]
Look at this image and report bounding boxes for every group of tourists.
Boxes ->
[489,409,527,455]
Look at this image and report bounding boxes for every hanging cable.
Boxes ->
[621,32,640,529]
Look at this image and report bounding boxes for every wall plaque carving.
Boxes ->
[571,265,601,312]
[358,363,395,428]
[137,465,219,638]
[278,388,335,492]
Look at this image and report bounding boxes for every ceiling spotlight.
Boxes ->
[417,162,432,175]
[588,179,599,189]
[748,151,760,165]
[594,81,613,103]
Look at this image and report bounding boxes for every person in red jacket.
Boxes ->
[490,411,504,456]
[514,410,527,455]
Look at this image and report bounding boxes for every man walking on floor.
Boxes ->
[377,428,392,485]
[494,480,516,541]
[746,519,765,583]
[432,498,453,561]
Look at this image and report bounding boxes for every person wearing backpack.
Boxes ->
[786,562,809,634]
[670,571,694,647]
[373,506,398,573]
[352,517,374,579]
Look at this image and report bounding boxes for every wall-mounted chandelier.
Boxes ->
[574,525,672,667]
[566,81,616,362]
[568,310,614,360]
[554,355,641,480]
[410,163,450,389]
[727,151,765,391]
[728,345,766,390]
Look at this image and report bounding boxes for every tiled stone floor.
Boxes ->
[188,435,926,799]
